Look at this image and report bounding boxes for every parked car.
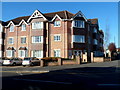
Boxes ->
[0,57,8,65]
[3,57,22,66]
[22,57,40,66]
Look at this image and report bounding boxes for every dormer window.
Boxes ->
[54,21,61,27]
[10,25,14,32]
[73,20,85,28]
[21,24,26,31]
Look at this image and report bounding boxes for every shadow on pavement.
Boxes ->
[2,67,120,90]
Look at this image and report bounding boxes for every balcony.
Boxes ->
[93,39,98,45]
[71,42,86,49]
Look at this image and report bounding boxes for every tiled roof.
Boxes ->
[88,18,98,24]
[44,10,74,20]
[6,10,74,25]
[6,16,30,25]
[0,20,8,26]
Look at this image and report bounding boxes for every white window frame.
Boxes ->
[54,35,61,41]
[6,50,14,57]
[0,39,2,44]
[31,50,43,58]
[10,25,14,32]
[0,51,2,57]
[21,36,26,44]
[54,21,61,27]
[0,24,3,32]
[8,37,14,44]
[94,39,98,45]
[54,49,61,57]
[21,24,26,31]
[73,20,85,28]
[18,50,27,57]
[72,35,85,43]
[32,22,43,29]
[32,36,43,43]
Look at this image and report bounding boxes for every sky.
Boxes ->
[1,2,119,47]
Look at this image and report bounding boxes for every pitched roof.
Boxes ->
[44,10,74,20]
[6,10,74,25]
[88,18,98,25]
[7,16,30,25]
[0,20,8,26]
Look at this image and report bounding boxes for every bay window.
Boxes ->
[54,50,61,57]
[32,36,43,43]
[6,50,14,57]
[73,20,85,28]
[32,50,43,58]
[32,22,43,29]
[72,35,85,43]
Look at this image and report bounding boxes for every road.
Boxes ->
[1,60,120,90]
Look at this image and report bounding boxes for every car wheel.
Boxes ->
[13,63,16,66]
[23,65,26,67]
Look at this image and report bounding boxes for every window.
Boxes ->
[54,50,60,57]
[0,51,2,57]
[73,20,85,28]
[19,50,27,57]
[0,39,2,44]
[54,35,61,41]
[32,50,43,58]
[72,35,85,43]
[32,22,43,29]
[93,27,97,33]
[21,37,26,44]
[0,25,2,32]
[7,50,14,57]
[10,25,14,32]
[94,39,98,45]
[54,21,61,27]
[21,24,26,31]
[32,36,43,43]
[8,37,14,44]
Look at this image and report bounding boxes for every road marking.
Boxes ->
[13,78,72,85]
[98,84,120,86]
[0,70,49,73]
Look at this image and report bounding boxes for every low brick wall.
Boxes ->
[62,60,76,65]
[47,62,58,66]
[93,57,104,62]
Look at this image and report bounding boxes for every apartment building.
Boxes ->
[1,10,104,61]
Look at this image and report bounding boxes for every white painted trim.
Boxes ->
[51,14,62,22]
[16,19,28,26]
[72,11,87,22]
[54,34,61,41]
[27,10,47,22]
[5,21,15,27]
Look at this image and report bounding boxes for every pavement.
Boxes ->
[1,60,120,90]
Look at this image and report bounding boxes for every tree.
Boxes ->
[104,19,110,50]
[108,43,116,52]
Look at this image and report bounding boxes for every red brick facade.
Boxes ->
[0,10,104,61]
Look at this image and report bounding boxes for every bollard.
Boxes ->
[40,59,44,67]
[58,58,62,66]
[76,56,81,64]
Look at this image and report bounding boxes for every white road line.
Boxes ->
[13,78,72,85]
[97,84,120,86]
